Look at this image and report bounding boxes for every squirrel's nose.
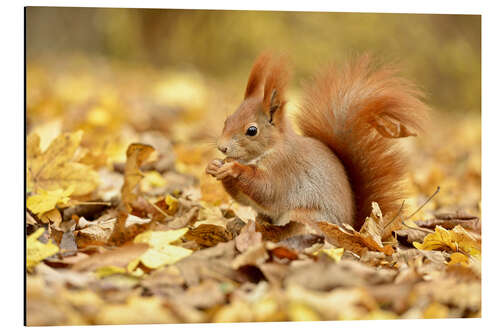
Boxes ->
[218,145,228,154]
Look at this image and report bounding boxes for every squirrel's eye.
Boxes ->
[245,126,258,136]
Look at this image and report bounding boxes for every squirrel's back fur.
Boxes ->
[296,55,428,229]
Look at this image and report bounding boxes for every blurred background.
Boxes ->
[27,7,480,112]
[26,7,481,217]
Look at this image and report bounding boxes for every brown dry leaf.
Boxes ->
[255,220,308,243]
[169,279,226,309]
[72,243,148,272]
[121,143,155,211]
[285,260,396,291]
[415,214,481,233]
[95,296,178,325]
[395,228,429,244]
[27,131,99,196]
[175,240,238,287]
[235,220,262,253]
[185,224,232,247]
[75,213,152,248]
[360,202,385,247]
[286,283,378,320]
[412,279,481,311]
[277,234,324,253]
[232,243,269,270]
[317,222,394,256]
[370,114,417,138]
[39,208,62,226]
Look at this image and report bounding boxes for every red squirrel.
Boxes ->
[206,53,428,229]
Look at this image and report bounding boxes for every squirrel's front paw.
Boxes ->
[215,161,242,180]
[206,159,224,177]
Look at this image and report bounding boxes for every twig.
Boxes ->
[401,219,433,234]
[150,201,169,219]
[398,186,441,234]
[381,200,405,234]
[405,186,440,220]
[72,201,112,206]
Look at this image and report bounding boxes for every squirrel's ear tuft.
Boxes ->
[263,55,289,124]
[244,52,272,99]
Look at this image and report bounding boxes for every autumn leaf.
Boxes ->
[27,186,74,215]
[413,225,481,257]
[130,228,193,269]
[317,222,394,256]
[319,248,344,262]
[72,243,149,272]
[370,114,417,138]
[27,131,99,196]
[359,202,385,247]
[39,208,62,226]
[288,302,321,321]
[235,219,262,253]
[121,143,155,211]
[448,252,469,267]
[164,194,180,215]
[27,228,59,270]
[95,296,178,325]
[185,224,232,247]
[140,170,167,192]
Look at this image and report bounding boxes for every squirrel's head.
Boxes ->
[217,53,289,163]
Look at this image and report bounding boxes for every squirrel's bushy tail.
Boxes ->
[296,55,429,229]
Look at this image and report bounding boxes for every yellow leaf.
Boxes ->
[27,228,59,269]
[164,195,179,215]
[27,131,99,196]
[413,225,481,257]
[30,119,62,151]
[132,228,192,269]
[94,266,127,278]
[141,170,167,191]
[86,107,112,126]
[121,143,155,211]
[27,186,74,215]
[288,302,321,321]
[423,302,449,319]
[95,296,178,325]
[448,252,470,267]
[319,248,344,262]
[39,208,62,226]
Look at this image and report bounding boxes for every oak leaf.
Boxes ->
[27,131,99,196]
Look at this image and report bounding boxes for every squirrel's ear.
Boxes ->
[244,53,272,99]
[263,57,289,124]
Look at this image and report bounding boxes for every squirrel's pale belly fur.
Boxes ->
[228,135,355,225]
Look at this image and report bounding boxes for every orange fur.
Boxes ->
[207,52,428,230]
[244,52,272,98]
[297,55,429,228]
